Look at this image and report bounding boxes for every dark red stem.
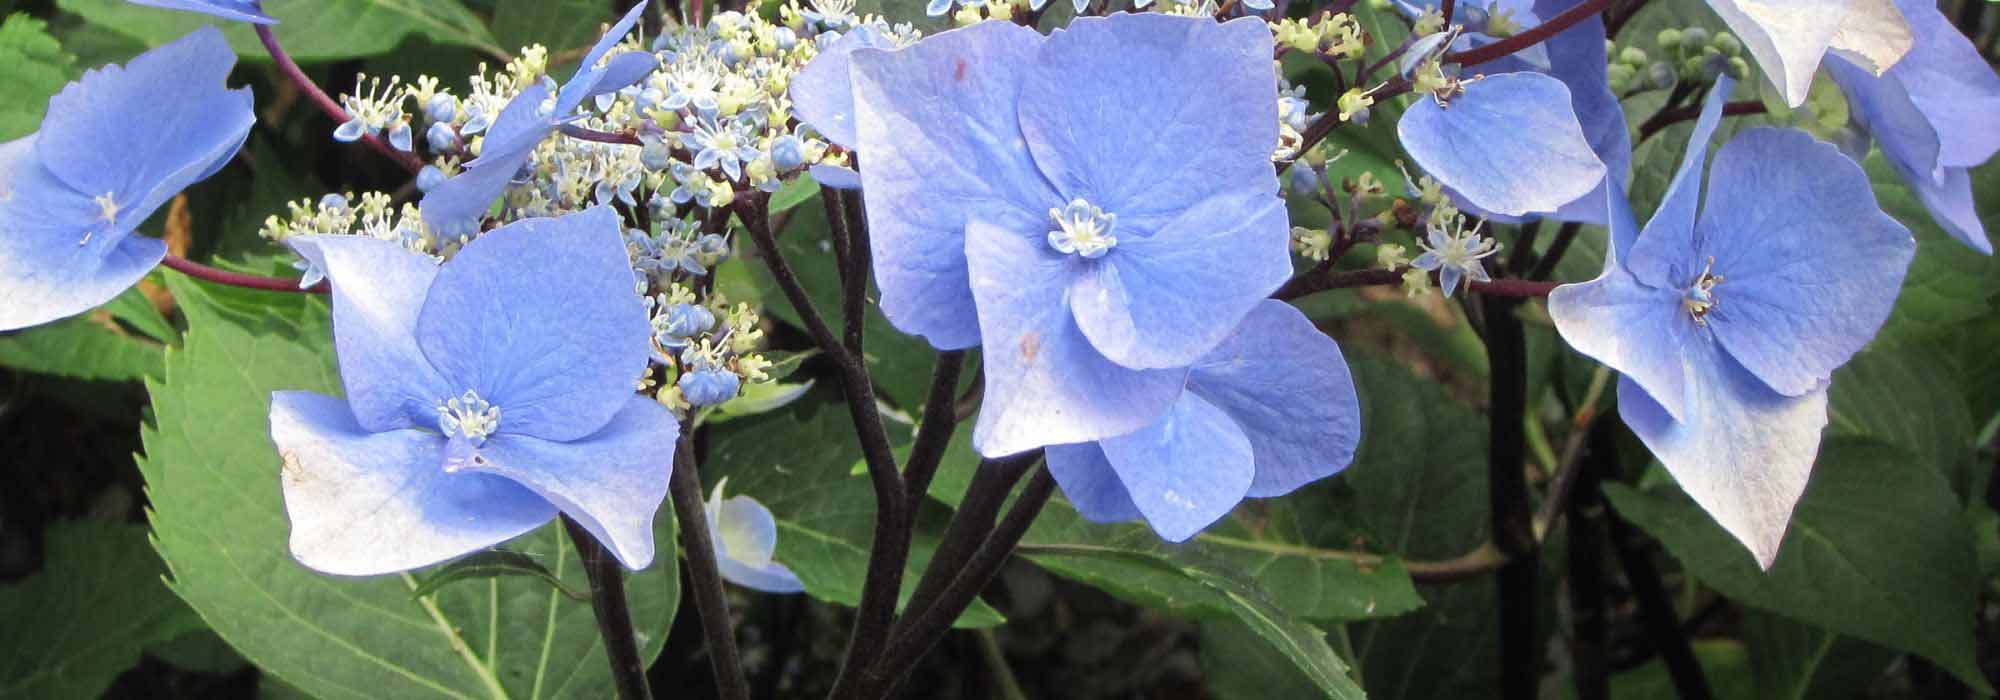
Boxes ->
[1445,0,1611,67]
[162,254,326,294]
[254,25,424,173]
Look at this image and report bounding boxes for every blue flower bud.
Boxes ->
[680,366,740,406]
[319,193,350,213]
[641,136,675,171]
[1286,163,1321,196]
[695,233,731,266]
[769,134,805,171]
[417,165,446,192]
[425,93,457,123]
[427,122,460,152]
[657,303,717,347]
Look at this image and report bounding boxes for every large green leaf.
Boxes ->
[1740,610,1896,700]
[923,416,1422,624]
[56,0,503,62]
[0,13,76,140]
[141,273,680,700]
[1343,352,1503,699]
[1825,343,1976,487]
[1869,158,2000,344]
[492,0,609,59]
[1602,439,1987,690]
[700,395,1005,627]
[0,311,166,381]
[0,520,207,699]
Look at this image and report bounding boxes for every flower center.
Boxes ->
[1682,257,1724,324]
[438,390,502,446]
[1046,198,1117,259]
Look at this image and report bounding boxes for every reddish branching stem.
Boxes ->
[1445,0,1612,67]
[255,25,424,173]
[162,254,325,295]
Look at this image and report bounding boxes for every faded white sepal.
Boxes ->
[1827,0,1914,76]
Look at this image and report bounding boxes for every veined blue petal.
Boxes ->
[1707,0,1906,107]
[287,235,449,432]
[125,0,275,24]
[1627,76,1732,289]
[1694,128,1913,397]
[1397,72,1604,217]
[717,557,805,593]
[792,24,898,148]
[420,82,555,234]
[0,160,165,332]
[557,3,656,116]
[36,27,253,231]
[1017,15,1278,231]
[416,208,653,442]
[1098,391,1254,543]
[272,391,557,577]
[1615,345,1828,570]
[850,20,1055,350]
[808,163,862,189]
[462,397,677,570]
[1045,443,1144,524]
[1068,190,1290,369]
[1189,301,1360,498]
[966,217,1186,458]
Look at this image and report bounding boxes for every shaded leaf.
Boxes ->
[409,549,591,602]
[56,0,503,62]
[1602,439,1987,690]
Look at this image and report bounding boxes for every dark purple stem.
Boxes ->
[162,254,325,295]
[254,25,424,173]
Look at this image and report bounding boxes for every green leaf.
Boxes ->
[1740,610,1896,700]
[0,13,77,140]
[1343,352,1504,698]
[492,0,608,58]
[0,519,207,699]
[0,288,167,382]
[707,379,816,423]
[1200,619,1327,700]
[1825,343,1976,487]
[104,279,178,343]
[702,396,1005,627]
[56,0,503,62]
[924,420,1423,624]
[1869,157,2000,344]
[409,550,591,602]
[1602,439,1988,690]
[141,274,680,700]
[770,178,822,214]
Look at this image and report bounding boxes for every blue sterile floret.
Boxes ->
[272,207,677,575]
[1825,0,2000,254]
[1048,301,1362,542]
[1548,79,1917,569]
[794,14,1297,458]
[705,479,805,593]
[0,27,255,331]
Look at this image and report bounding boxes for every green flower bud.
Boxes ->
[1725,56,1750,80]
[1656,28,1683,49]
[1679,27,1710,53]
[1712,32,1742,56]
[1607,62,1637,92]
[1618,46,1648,66]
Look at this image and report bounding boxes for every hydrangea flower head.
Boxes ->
[126,0,275,24]
[272,207,676,575]
[420,2,658,234]
[1548,79,1915,567]
[1707,0,1910,107]
[1826,0,2000,254]
[0,27,254,331]
[705,478,805,593]
[823,15,1294,456]
[1047,301,1361,541]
